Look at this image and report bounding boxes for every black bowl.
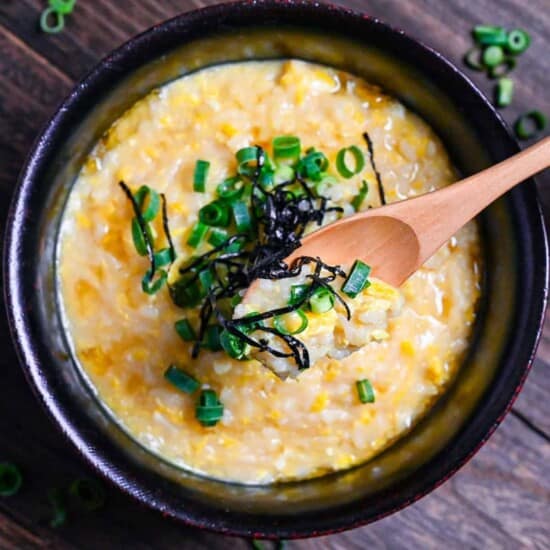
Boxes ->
[4,0,548,539]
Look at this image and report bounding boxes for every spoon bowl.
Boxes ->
[286,214,420,286]
[285,136,550,287]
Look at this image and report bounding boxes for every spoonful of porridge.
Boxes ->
[237,137,549,377]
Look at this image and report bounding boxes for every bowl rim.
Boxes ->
[4,0,549,539]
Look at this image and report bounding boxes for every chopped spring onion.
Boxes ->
[196,389,224,427]
[175,319,196,342]
[288,284,309,306]
[356,379,375,404]
[187,222,209,248]
[0,463,22,497]
[239,311,264,333]
[40,7,65,33]
[244,183,257,206]
[259,167,274,188]
[154,248,173,267]
[506,29,531,54]
[341,260,371,298]
[336,146,365,179]
[193,160,210,192]
[514,110,547,140]
[198,269,214,294]
[231,201,252,232]
[164,364,200,394]
[134,185,161,222]
[141,268,168,295]
[273,309,308,335]
[199,201,231,227]
[130,186,160,255]
[231,293,242,307]
[220,329,249,359]
[463,47,484,71]
[488,57,516,79]
[272,136,301,163]
[351,180,369,211]
[131,218,152,256]
[309,287,335,313]
[297,150,329,182]
[482,45,505,68]
[216,176,243,201]
[69,478,106,511]
[170,278,202,308]
[315,174,339,196]
[48,489,67,528]
[496,77,514,107]
[236,146,261,177]
[262,151,275,172]
[205,325,222,351]
[50,0,77,14]
[208,227,230,247]
[472,25,507,46]
[226,238,244,253]
[274,165,295,184]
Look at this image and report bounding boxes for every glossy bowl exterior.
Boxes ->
[4,0,548,539]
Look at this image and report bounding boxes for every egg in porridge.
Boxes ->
[58,60,481,484]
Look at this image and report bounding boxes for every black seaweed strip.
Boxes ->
[363,132,386,206]
[160,193,176,262]
[178,234,249,274]
[164,146,354,371]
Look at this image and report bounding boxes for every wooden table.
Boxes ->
[1,1,548,548]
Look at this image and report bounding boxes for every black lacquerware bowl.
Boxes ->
[4,0,548,539]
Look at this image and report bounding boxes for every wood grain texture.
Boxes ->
[0,1,548,548]
[305,413,550,550]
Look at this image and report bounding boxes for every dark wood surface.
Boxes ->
[0,1,549,548]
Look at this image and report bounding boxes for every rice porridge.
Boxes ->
[58,60,481,484]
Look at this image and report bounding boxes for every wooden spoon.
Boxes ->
[280,136,550,287]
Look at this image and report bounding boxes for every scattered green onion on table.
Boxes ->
[0,462,22,497]
[48,488,67,528]
[496,77,514,108]
[464,24,546,140]
[515,110,548,140]
[40,0,77,33]
[69,478,106,511]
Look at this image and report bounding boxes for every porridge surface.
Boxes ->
[59,60,481,483]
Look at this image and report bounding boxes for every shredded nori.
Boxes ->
[363,132,386,206]
[173,146,350,370]
[119,181,175,286]
[161,193,176,262]
[121,136,385,372]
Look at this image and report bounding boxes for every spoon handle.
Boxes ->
[392,136,550,264]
